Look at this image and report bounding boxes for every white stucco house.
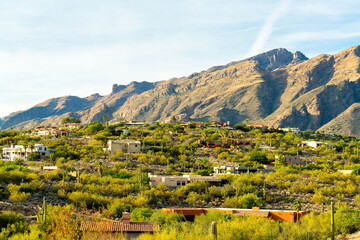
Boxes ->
[2,144,50,161]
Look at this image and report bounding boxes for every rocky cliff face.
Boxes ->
[2,45,360,136]
[245,48,308,71]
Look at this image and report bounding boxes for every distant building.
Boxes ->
[180,122,203,129]
[28,166,42,171]
[51,129,72,137]
[274,155,306,166]
[32,126,72,137]
[2,144,50,161]
[338,170,354,175]
[42,166,58,172]
[63,123,80,129]
[208,121,234,129]
[246,124,268,132]
[279,127,300,134]
[300,141,333,149]
[214,166,275,174]
[162,207,306,223]
[149,174,223,187]
[259,144,276,151]
[196,139,252,148]
[106,140,141,154]
[124,121,145,127]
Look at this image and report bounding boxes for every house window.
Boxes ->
[42,153,45,156]
[135,145,137,147]
[38,147,42,150]
[177,181,180,186]
[44,147,47,151]
[182,181,186,186]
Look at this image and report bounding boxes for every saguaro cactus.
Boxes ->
[37,196,47,223]
[331,202,335,240]
[210,221,217,240]
[43,196,47,223]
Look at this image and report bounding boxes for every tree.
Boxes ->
[61,117,80,125]
[352,167,360,175]
[186,192,204,207]
[293,199,302,223]
[219,128,229,146]
[247,150,268,164]
[7,185,30,206]
[293,199,302,211]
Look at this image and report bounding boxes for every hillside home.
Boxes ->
[149,174,223,187]
[208,121,234,129]
[180,122,203,129]
[2,144,50,161]
[279,127,300,134]
[106,140,141,154]
[214,166,275,174]
[63,123,80,129]
[51,129,72,137]
[80,212,158,240]
[274,155,306,166]
[42,166,58,172]
[28,166,42,171]
[300,141,333,149]
[196,139,252,148]
[32,126,72,137]
[246,124,268,132]
[163,207,306,223]
[338,169,355,175]
[124,121,145,127]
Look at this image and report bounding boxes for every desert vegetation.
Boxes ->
[0,120,359,239]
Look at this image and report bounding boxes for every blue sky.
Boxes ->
[0,0,360,117]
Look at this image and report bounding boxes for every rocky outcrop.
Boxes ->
[246,48,308,71]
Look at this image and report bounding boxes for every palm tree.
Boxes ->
[219,128,229,146]
[102,114,109,126]
[195,158,203,170]
[200,130,208,147]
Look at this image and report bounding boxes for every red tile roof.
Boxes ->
[80,221,157,233]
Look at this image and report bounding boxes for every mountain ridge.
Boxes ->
[2,45,360,136]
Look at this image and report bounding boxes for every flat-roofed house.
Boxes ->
[214,166,275,174]
[162,207,306,223]
[107,140,141,154]
[149,174,222,187]
[2,144,50,161]
[300,141,333,149]
[274,155,306,166]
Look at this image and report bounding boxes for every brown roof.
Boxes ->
[80,221,157,233]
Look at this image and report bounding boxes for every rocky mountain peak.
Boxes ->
[247,48,308,71]
[3,45,360,136]
[111,84,127,94]
[85,93,102,101]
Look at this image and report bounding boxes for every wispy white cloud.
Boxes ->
[247,0,291,57]
[0,0,360,117]
[279,31,360,43]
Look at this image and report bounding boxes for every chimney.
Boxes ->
[121,212,131,224]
